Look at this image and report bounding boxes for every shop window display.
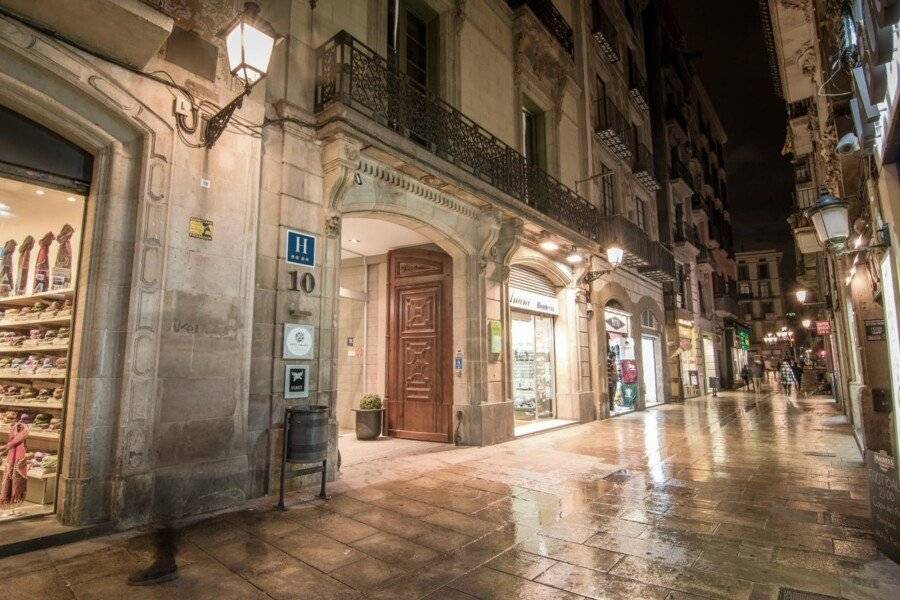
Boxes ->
[511,311,556,425]
[606,306,638,414]
[0,177,82,522]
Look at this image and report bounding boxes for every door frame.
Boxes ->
[386,247,453,442]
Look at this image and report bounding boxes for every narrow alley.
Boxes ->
[6,389,898,600]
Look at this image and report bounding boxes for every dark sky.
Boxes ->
[671,0,797,281]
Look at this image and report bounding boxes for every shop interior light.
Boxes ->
[795,288,808,303]
[539,240,560,252]
[205,2,281,148]
[606,245,624,268]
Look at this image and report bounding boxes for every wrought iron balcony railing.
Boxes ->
[665,99,688,132]
[595,100,632,160]
[670,156,694,189]
[507,0,573,57]
[794,186,816,210]
[632,144,659,191]
[787,98,812,119]
[628,61,649,111]
[315,31,596,240]
[595,214,674,282]
[591,3,620,63]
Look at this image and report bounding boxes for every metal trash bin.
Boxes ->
[278,405,330,509]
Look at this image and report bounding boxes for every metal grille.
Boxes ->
[510,266,557,297]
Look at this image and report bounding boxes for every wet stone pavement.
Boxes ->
[4,390,900,599]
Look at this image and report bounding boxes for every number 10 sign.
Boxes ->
[286,229,316,268]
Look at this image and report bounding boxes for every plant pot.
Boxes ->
[353,408,384,440]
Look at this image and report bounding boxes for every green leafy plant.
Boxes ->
[359,394,383,410]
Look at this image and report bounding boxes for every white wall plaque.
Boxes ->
[283,323,315,359]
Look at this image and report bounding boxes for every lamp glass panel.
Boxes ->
[607,246,624,266]
[242,23,275,74]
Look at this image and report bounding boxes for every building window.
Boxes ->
[739,282,751,297]
[630,196,646,230]
[596,75,607,129]
[793,157,811,183]
[757,261,769,279]
[522,98,546,170]
[676,264,688,309]
[762,301,773,315]
[596,163,615,216]
[759,281,770,298]
[738,264,749,280]
[388,1,440,94]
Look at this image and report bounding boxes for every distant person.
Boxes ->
[740,364,750,389]
[764,358,774,381]
[791,359,803,392]
[750,359,764,393]
[780,359,796,395]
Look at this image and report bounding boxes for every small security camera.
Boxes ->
[836,132,860,155]
[353,172,363,185]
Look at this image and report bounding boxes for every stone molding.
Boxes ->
[0,14,175,525]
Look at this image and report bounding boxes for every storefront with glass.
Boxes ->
[0,106,90,524]
[509,266,560,430]
[640,311,664,407]
[676,319,701,398]
[702,332,718,393]
[605,301,638,414]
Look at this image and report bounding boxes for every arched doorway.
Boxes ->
[605,299,638,415]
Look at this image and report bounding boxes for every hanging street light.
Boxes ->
[795,288,808,303]
[606,245,624,268]
[204,2,281,148]
[802,318,812,329]
[806,186,851,252]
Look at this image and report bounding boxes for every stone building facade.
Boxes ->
[0,0,727,542]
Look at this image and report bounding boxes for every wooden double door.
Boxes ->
[386,248,452,442]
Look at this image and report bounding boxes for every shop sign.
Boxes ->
[815,320,832,336]
[738,330,751,351]
[283,323,315,359]
[865,319,886,341]
[865,450,900,563]
[489,320,502,354]
[605,312,629,334]
[189,217,213,240]
[284,364,309,399]
[285,229,316,267]
[509,288,559,315]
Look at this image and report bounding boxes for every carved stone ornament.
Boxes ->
[512,11,574,107]
[141,0,235,35]
[324,214,341,237]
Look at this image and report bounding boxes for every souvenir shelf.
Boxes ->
[0,289,72,510]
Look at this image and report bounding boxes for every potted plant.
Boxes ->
[353,394,384,440]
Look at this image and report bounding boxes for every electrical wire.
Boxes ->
[817,57,852,98]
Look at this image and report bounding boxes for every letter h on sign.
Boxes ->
[286,230,316,268]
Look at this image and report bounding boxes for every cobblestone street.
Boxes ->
[4,390,900,599]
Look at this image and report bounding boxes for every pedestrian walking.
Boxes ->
[740,364,750,390]
[790,359,803,391]
[750,359,764,392]
[779,359,796,395]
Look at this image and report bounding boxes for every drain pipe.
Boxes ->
[362,254,368,391]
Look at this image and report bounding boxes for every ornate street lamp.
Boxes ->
[806,187,850,252]
[606,245,624,268]
[802,318,812,329]
[205,2,281,147]
[795,288,808,303]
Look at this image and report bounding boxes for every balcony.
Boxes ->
[314,32,675,283]
[595,101,632,160]
[591,4,620,63]
[632,144,659,191]
[507,0,573,57]
[596,214,675,282]
[315,31,596,240]
[669,156,694,196]
[665,99,688,133]
[628,61,649,111]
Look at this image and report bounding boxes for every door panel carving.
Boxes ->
[387,249,452,442]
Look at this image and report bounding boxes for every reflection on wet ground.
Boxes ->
[3,390,899,599]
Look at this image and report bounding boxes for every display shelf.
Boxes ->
[0,373,66,381]
[0,289,74,307]
[0,426,60,442]
[0,344,69,355]
[0,316,72,329]
[0,465,57,480]
[0,400,63,411]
